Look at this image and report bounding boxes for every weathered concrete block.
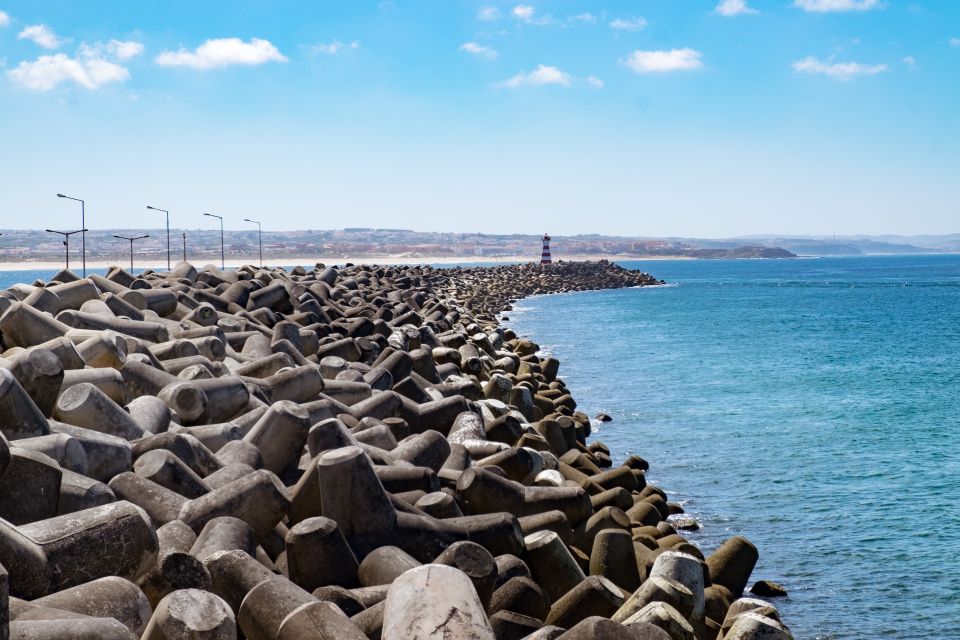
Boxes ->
[382,564,495,640]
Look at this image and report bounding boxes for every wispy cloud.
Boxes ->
[510,4,555,25]
[512,5,535,21]
[460,42,497,59]
[794,0,881,13]
[18,24,67,49]
[79,40,145,61]
[610,16,647,31]
[496,65,603,89]
[902,56,916,69]
[715,0,759,16]
[499,64,570,88]
[950,37,960,47]
[156,38,287,70]
[625,49,703,73]
[7,52,129,90]
[792,56,887,80]
[306,40,360,55]
[478,6,501,21]
[0,10,10,28]
[509,5,595,28]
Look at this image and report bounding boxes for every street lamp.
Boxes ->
[203,213,224,270]
[57,193,86,276]
[113,234,150,273]
[147,206,170,270]
[46,228,87,271]
[182,232,187,263]
[243,218,262,268]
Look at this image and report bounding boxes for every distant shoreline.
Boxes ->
[0,254,694,272]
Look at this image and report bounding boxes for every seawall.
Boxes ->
[0,259,791,639]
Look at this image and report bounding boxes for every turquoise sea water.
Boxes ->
[2,257,958,638]
[508,255,960,640]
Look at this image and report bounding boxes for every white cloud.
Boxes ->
[499,64,570,88]
[307,40,360,55]
[625,48,703,73]
[950,38,960,47]
[586,75,604,88]
[610,16,647,31]
[512,5,535,20]
[902,56,916,68]
[460,42,497,59]
[478,6,501,21]
[7,52,128,90]
[794,0,881,12]
[108,40,145,60]
[18,24,67,49]
[0,10,10,28]
[572,13,597,23]
[792,56,887,80]
[155,37,287,70]
[715,0,759,16]
[79,39,145,61]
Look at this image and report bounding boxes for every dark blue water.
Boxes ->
[507,255,960,639]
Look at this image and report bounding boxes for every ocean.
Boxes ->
[508,255,960,640]
[2,256,958,638]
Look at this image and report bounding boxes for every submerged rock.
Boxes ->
[750,580,788,598]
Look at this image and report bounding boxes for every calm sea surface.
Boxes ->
[508,255,960,640]
[2,256,958,638]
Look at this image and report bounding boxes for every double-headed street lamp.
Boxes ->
[244,218,262,268]
[147,205,170,270]
[56,193,86,276]
[46,228,87,271]
[113,234,150,272]
[203,213,224,270]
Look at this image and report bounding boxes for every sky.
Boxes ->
[0,0,957,238]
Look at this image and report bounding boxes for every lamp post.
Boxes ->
[243,218,262,268]
[182,233,187,262]
[46,228,87,271]
[56,193,86,276]
[203,213,224,270]
[113,234,149,273]
[147,206,170,270]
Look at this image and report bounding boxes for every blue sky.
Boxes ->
[0,1,957,238]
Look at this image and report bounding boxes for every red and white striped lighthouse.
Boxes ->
[540,233,552,265]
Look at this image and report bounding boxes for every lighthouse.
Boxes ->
[540,233,552,265]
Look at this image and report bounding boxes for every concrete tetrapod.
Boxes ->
[0,369,50,441]
[521,530,586,602]
[139,520,210,607]
[647,550,705,623]
[706,536,759,598]
[276,600,368,640]
[141,589,236,640]
[723,611,794,640]
[7,618,138,639]
[381,564,495,640]
[0,501,158,599]
[285,517,360,590]
[29,576,153,637]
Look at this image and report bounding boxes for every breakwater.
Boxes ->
[0,259,790,639]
